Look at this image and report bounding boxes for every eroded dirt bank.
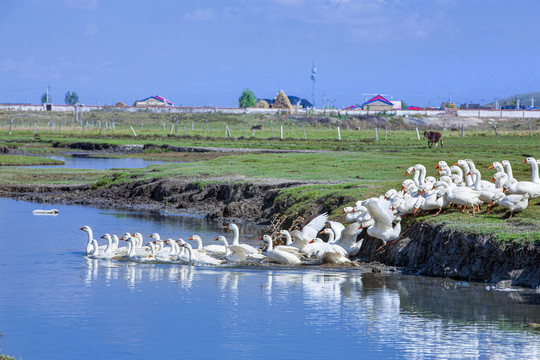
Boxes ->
[1,178,539,288]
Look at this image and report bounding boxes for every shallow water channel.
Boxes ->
[39,155,168,169]
[1,198,540,359]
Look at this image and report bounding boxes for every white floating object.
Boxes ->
[32,209,59,215]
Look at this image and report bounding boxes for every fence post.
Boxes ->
[205,119,209,136]
[162,122,165,137]
[493,121,498,136]
[82,122,85,136]
[280,125,283,139]
[130,126,137,137]
[375,127,378,141]
[175,117,178,136]
[183,124,186,136]
[34,122,37,136]
[52,122,56,135]
[415,127,420,140]
[528,118,533,137]
[461,123,464,139]
[271,121,274,137]
[301,123,307,139]
[385,126,388,141]
[170,124,174,135]
[337,126,341,140]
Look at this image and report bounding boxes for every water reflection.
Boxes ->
[81,257,540,358]
[36,156,168,169]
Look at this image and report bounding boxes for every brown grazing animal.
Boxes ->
[423,131,443,148]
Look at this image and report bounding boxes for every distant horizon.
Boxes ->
[2,1,539,109]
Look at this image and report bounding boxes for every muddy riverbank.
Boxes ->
[1,176,539,289]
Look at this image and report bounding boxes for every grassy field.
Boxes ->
[1,110,539,145]
[0,111,539,241]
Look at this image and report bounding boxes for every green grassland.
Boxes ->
[0,110,539,242]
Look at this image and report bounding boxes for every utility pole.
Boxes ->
[531,97,535,108]
[311,61,317,108]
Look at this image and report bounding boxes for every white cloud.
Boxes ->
[185,8,219,22]
[184,8,234,22]
[63,0,100,10]
[85,22,99,35]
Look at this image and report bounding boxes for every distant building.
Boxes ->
[362,95,394,111]
[134,95,174,107]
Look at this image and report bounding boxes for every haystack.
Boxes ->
[254,99,270,109]
[273,90,293,110]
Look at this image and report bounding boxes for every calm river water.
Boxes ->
[1,197,540,359]
[42,156,168,169]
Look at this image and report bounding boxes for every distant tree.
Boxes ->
[41,93,48,104]
[401,101,408,110]
[65,91,79,105]
[238,89,256,108]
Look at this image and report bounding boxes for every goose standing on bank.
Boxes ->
[524,157,540,184]
[493,192,530,219]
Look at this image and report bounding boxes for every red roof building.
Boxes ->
[362,95,394,111]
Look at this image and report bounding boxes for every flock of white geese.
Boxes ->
[80,157,540,267]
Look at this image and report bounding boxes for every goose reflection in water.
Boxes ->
[82,259,540,359]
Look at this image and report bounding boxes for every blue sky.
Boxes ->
[1,0,539,108]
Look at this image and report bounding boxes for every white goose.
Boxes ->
[468,169,503,211]
[502,160,540,198]
[332,222,364,257]
[124,235,154,262]
[226,224,259,255]
[277,229,310,253]
[188,235,227,256]
[88,239,120,260]
[493,192,530,218]
[435,160,448,170]
[524,157,540,184]
[289,213,329,243]
[215,236,259,262]
[261,235,302,265]
[100,234,126,257]
[304,238,349,264]
[341,207,359,223]
[180,242,223,266]
[436,187,482,215]
[454,160,474,187]
[363,197,402,251]
[80,225,105,255]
